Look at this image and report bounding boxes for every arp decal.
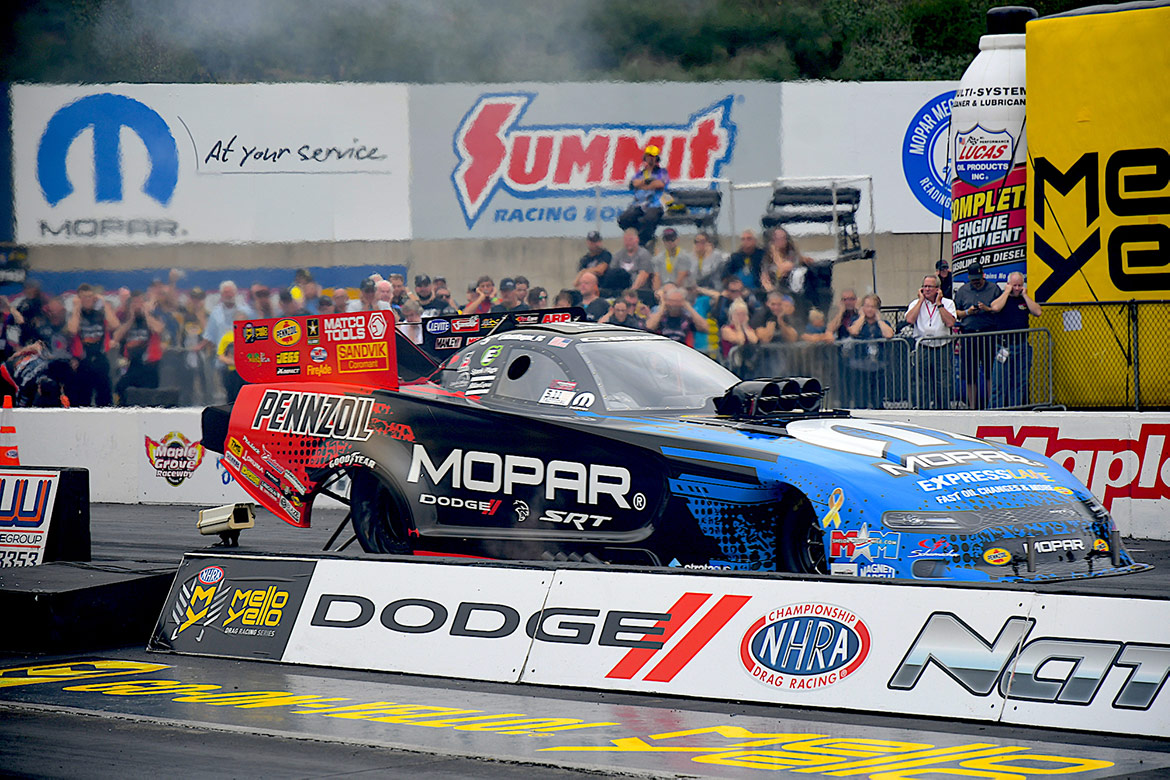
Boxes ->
[739,603,870,690]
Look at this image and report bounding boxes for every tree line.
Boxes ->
[2,0,1092,85]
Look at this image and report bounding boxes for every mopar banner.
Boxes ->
[410,81,780,239]
[150,554,316,660]
[12,83,411,244]
[1026,4,1170,303]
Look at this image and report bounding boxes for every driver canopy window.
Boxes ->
[495,349,571,402]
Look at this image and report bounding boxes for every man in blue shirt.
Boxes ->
[617,145,670,248]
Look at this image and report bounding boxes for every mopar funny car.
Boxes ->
[202,310,1148,582]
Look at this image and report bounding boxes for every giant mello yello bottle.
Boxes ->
[949,6,1036,285]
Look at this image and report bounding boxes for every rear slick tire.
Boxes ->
[776,495,828,575]
[348,469,413,555]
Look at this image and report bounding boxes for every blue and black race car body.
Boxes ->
[202,313,1148,583]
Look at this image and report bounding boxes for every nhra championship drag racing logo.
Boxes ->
[145,431,206,487]
[902,91,955,220]
[740,602,870,690]
[452,93,736,227]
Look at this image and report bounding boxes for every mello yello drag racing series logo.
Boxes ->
[144,431,206,487]
[452,93,736,227]
[167,564,293,642]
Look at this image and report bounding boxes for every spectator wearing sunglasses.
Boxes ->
[424,285,457,318]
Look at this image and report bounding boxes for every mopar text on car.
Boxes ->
[202,310,1149,582]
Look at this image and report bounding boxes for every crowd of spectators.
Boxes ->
[0,224,1042,410]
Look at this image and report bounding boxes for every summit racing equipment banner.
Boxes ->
[410,82,780,239]
[12,83,411,245]
[1026,5,1170,303]
[152,555,1170,738]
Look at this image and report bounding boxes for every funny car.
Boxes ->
[202,309,1149,582]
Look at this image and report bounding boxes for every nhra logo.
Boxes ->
[452,93,736,227]
[37,93,179,207]
[170,565,230,639]
[740,603,871,690]
[145,431,206,487]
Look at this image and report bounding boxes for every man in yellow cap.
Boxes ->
[617,145,670,248]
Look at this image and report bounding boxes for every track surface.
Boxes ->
[2,504,1168,778]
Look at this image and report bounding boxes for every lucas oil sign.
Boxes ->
[411,82,782,239]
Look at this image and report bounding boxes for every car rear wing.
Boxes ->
[232,311,407,390]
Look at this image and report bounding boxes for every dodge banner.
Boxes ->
[150,555,1170,738]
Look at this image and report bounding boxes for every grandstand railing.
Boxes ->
[727,327,1054,411]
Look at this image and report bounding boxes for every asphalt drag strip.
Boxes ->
[1,650,1168,779]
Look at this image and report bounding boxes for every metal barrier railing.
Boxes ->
[727,327,1053,410]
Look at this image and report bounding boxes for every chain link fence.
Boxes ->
[727,328,1053,411]
[1034,300,1170,410]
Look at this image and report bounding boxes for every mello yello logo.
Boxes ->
[452,93,736,227]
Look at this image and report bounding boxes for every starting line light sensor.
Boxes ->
[197,503,255,547]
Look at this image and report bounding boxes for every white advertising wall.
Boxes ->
[12,83,411,244]
[780,80,958,234]
[866,410,1170,540]
[8,80,971,244]
[286,560,553,682]
[6,407,246,504]
[257,559,1170,738]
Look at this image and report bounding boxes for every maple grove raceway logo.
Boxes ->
[145,431,206,487]
[451,92,737,227]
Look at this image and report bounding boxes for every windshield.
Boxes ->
[576,338,737,412]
